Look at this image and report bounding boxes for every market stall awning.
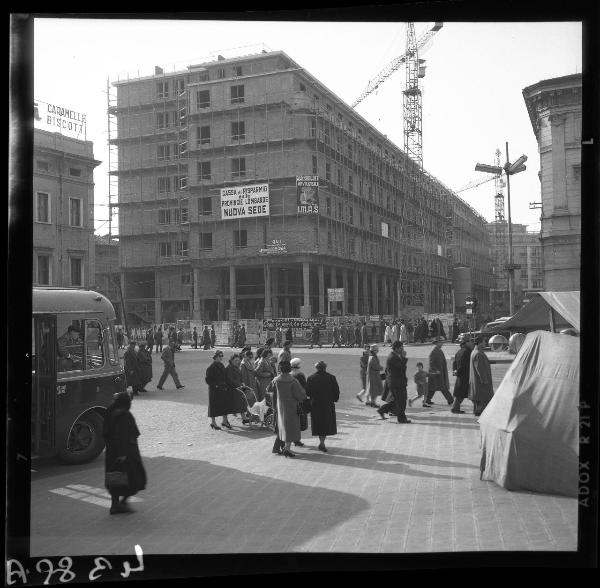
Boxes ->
[494,291,579,332]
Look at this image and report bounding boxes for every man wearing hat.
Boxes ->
[136,342,153,393]
[57,324,83,371]
[124,340,143,396]
[425,337,453,406]
[377,341,411,423]
[468,336,494,416]
[450,336,474,414]
[157,339,185,390]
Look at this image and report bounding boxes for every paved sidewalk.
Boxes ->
[31,397,577,556]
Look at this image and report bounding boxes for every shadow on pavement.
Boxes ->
[31,454,370,556]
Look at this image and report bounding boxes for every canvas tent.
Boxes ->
[493,291,579,333]
[479,330,579,497]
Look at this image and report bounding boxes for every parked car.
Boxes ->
[456,319,511,349]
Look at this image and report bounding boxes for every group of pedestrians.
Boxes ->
[192,325,216,350]
[204,339,341,458]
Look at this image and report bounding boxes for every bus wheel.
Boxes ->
[58,411,105,465]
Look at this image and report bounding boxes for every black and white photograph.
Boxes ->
[8,6,598,582]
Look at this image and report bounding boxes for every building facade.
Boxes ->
[523,73,581,292]
[93,234,122,319]
[33,129,100,287]
[111,51,492,323]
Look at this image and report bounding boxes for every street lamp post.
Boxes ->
[475,142,527,316]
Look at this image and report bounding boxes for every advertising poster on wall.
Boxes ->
[220,183,270,219]
[34,99,87,139]
[296,175,319,214]
[263,317,326,331]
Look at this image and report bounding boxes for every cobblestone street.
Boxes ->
[30,343,578,556]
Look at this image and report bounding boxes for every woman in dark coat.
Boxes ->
[202,326,211,350]
[205,350,234,430]
[136,343,153,391]
[451,338,474,413]
[306,361,340,452]
[285,326,293,344]
[103,392,147,514]
[225,353,251,421]
[210,326,216,348]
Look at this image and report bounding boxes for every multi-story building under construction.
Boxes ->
[109,50,492,323]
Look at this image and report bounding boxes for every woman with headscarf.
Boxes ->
[366,344,384,408]
[103,392,147,514]
[306,360,340,452]
[267,360,307,458]
[205,350,234,430]
[255,347,276,401]
[202,325,211,350]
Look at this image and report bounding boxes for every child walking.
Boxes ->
[408,362,431,407]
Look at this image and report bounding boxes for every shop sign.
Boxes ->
[296,175,319,214]
[220,183,270,219]
[327,288,344,302]
[369,315,382,322]
[263,317,326,330]
[259,239,287,255]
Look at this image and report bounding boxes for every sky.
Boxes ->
[33,17,582,235]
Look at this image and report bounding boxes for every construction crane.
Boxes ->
[352,21,443,169]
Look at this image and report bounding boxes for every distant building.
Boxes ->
[93,235,121,319]
[523,73,581,291]
[486,222,544,316]
[33,128,100,287]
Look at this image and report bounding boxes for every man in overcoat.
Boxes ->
[377,341,410,423]
[210,326,216,348]
[309,324,322,349]
[469,336,494,416]
[146,328,154,353]
[124,340,143,396]
[192,327,199,349]
[451,337,474,413]
[154,327,163,354]
[136,342,153,392]
[354,323,362,348]
[332,324,341,348]
[157,340,185,390]
[306,361,340,452]
[426,338,453,405]
[360,322,369,347]
[340,324,348,347]
[202,326,211,350]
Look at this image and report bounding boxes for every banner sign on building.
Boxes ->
[296,175,319,214]
[259,239,287,255]
[220,183,270,219]
[327,288,344,302]
[263,317,326,331]
[34,99,87,139]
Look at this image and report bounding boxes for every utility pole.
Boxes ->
[504,142,515,316]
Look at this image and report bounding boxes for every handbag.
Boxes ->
[297,403,308,431]
[301,397,311,415]
[105,465,128,491]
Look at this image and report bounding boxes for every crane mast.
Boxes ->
[403,23,423,168]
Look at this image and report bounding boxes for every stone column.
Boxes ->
[318,264,325,315]
[300,261,311,317]
[330,266,337,315]
[228,265,237,321]
[152,271,160,325]
[342,268,349,316]
[263,263,272,320]
[396,278,401,315]
[353,270,359,314]
[283,270,290,317]
[371,272,379,315]
[272,268,279,318]
[192,268,202,320]
[362,270,369,315]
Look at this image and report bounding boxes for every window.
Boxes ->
[217,68,226,79]
[159,242,172,257]
[36,192,50,223]
[198,161,211,181]
[325,162,331,181]
[156,111,170,129]
[69,198,82,227]
[326,197,331,215]
[85,320,105,369]
[176,78,186,95]
[231,157,246,178]
[199,232,213,250]
[310,118,316,138]
[349,205,354,225]
[37,254,50,285]
[36,160,49,171]
[69,167,81,177]
[158,209,171,225]
[181,272,191,285]
[337,168,342,186]
[179,201,189,223]
[70,257,83,286]
[198,71,209,82]
[156,81,169,99]
[233,66,243,77]
[158,176,171,193]
[199,196,212,215]
[348,174,354,193]
[231,85,245,104]
[299,83,306,92]
[198,125,211,145]
[231,120,245,141]
[327,231,332,248]
[233,229,248,248]
[197,89,210,108]
[176,174,188,190]
[312,155,318,174]
[175,241,188,257]
[157,144,171,161]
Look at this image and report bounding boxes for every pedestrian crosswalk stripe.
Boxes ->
[49,485,143,508]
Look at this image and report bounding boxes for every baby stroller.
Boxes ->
[234,386,275,431]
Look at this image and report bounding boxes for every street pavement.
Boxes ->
[30,342,578,556]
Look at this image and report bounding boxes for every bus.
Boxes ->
[32,287,126,464]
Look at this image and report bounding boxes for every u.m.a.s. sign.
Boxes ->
[220,183,270,219]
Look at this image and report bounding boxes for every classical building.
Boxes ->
[523,73,581,291]
[110,50,492,323]
[33,128,100,287]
